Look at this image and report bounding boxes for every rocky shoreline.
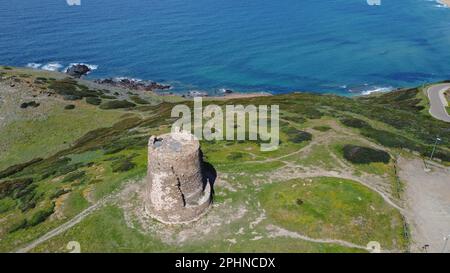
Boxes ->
[3,65,271,100]
[63,64,270,98]
[93,78,171,92]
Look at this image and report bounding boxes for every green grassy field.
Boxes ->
[0,103,124,170]
[260,177,407,250]
[30,204,363,253]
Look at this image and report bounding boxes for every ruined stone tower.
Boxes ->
[145,132,212,224]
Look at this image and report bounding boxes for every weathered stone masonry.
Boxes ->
[144,132,212,224]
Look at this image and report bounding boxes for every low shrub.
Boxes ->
[361,88,425,112]
[64,104,76,110]
[50,188,71,199]
[100,94,117,99]
[39,158,90,180]
[99,100,136,110]
[433,149,450,162]
[313,126,331,132]
[27,203,55,227]
[343,145,391,164]
[130,95,150,105]
[62,171,86,183]
[111,158,136,172]
[227,152,244,161]
[103,136,147,154]
[281,115,307,124]
[8,219,28,233]
[0,198,16,213]
[86,97,102,105]
[0,177,41,212]
[283,127,312,143]
[15,184,41,212]
[13,183,37,199]
[49,78,100,99]
[112,117,142,131]
[0,178,33,199]
[39,157,71,179]
[20,101,40,109]
[340,117,370,129]
[8,203,55,233]
[56,163,85,177]
[18,196,37,212]
[63,95,82,101]
[360,128,422,151]
[302,107,323,119]
[0,158,43,179]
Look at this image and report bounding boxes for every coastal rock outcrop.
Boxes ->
[66,64,91,78]
[66,64,91,79]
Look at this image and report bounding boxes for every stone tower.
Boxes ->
[145,132,212,224]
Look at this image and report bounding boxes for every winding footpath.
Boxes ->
[427,84,450,122]
[266,225,375,252]
[14,195,112,253]
[12,179,135,253]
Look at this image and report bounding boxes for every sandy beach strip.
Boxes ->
[438,0,450,7]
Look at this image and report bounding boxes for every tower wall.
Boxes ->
[145,132,211,224]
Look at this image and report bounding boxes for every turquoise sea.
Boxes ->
[1,0,450,95]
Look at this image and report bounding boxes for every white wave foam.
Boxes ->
[41,62,63,71]
[26,63,42,69]
[26,61,98,73]
[114,76,143,82]
[361,86,393,96]
[435,1,449,8]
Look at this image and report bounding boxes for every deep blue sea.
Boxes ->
[1,0,450,95]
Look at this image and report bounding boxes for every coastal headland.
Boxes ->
[0,65,449,253]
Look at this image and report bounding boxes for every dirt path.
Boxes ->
[267,166,404,213]
[266,225,374,252]
[398,156,450,253]
[14,196,111,253]
[12,178,140,253]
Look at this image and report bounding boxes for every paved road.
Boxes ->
[427,84,450,122]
